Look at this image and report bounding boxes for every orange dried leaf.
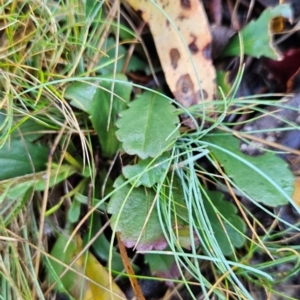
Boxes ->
[83,250,126,300]
[292,177,300,207]
[125,0,216,107]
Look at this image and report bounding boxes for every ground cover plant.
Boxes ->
[1,0,300,299]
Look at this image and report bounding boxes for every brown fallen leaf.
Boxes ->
[124,0,216,109]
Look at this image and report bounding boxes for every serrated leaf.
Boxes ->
[116,92,179,159]
[0,138,48,180]
[223,4,293,59]
[204,134,294,206]
[122,152,170,187]
[203,190,246,256]
[65,75,132,157]
[107,176,167,250]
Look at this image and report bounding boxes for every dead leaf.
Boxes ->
[74,236,126,300]
[48,233,126,300]
[293,177,300,207]
[125,0,216,108]
[83,250,126,300]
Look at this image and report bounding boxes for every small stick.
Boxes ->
[116,233,146,300]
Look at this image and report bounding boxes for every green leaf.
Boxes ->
[160,175,199,249]
[84,215,132,273]
[145,252,179,280]
[47,230,78,294]
[223,4,293,59]
[0,165,77,200]
[85,0,101,18]
[90,75,131,157]
[98,37,147,75]
[65,81,96,112]
[122,152,170,187]
[204,133,294,206]
[67,200,81,224]
[0,111,53,147]
[116,92,180,159]
[0,187,34,226]
[203,190,246,256]
[65,75,132,157]
[216,71,231,98]
[107,176,166,250]
[0,138,48,180]
[10,117,51,142]
[0,165,77,226]
[166,175,191,225]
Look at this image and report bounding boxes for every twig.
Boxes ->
[117,233,146,300]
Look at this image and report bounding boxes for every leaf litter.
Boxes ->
[2,1,300,299]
